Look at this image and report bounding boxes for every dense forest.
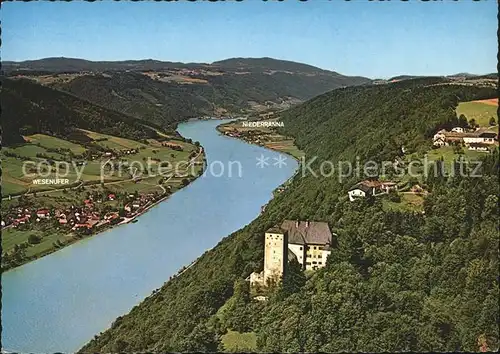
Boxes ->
[1,77,159,146]
[81,79,498,353]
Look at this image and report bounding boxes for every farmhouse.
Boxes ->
[13,215,30,227]
[433,137,448,147]
[348,182,375,201]
[248,220,334,288]
[36,209,50,219]
[433,128,497,147]
[462,131,497,145]
[163,142,183,150]
[433,129,446,141]
[467,143,490,152]
[348,180,398,201]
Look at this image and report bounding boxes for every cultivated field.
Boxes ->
[473,98,498,106]
[1,130,200,196]
[218,119,304,160]
[456,100,498,127]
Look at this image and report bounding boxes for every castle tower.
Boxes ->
[263,227,288,286]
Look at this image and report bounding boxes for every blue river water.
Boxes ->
[1,119,298,353]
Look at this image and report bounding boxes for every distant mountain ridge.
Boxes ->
[213,57,340,74]
[3,56,361,77]
[2,57,192,73]
[388,73,497,81]
[3,57,372,128]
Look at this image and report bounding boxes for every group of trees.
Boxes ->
[80,79,498,353]
[457,113,496,129]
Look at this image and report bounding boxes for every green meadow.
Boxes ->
[456,101,498,127]
[2,130,201,196]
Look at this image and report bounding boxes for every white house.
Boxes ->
[433,129,447,142]
[348,180,398,201]
[433,128,497,146]
[467,143,490,152]
[348,185,371,201]
[348,181,379,201]
[433,137,448,147]
[463,131,497,145]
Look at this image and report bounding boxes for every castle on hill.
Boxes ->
[249,220,335,288]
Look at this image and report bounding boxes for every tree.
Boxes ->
[388,191,401,202]
[452,143,464,155]
[177,323,220,352]
[281,259,306,297]
[223,280,253,332]
[112,338,129,352]
[469,118,477,129]
[488,116,496,126]
[28,234,41,245]
[458,114,468,127]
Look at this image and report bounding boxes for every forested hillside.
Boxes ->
[1,77,159,146]
[80,79,498,353]
[49,72,213,129]
[4,57,371,129]
[50,71,368,129]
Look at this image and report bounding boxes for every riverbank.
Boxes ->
[1,146,206,273]
[216,119,303,214]
[2,119,298,354]
[216,118,304,160]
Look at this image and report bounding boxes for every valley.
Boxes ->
[2,1,498,353]
[1,77,206,272]
[1,58,498,354]
[3,57,371,130]
[80,77,499,353]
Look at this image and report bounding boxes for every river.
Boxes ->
[1,119,298,353]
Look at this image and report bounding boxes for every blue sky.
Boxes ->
[1,0,497,78]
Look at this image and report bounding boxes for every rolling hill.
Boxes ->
[2,57,191,73]
[80,79,498,352]
[4,57,372,129]
[1,77,159,146]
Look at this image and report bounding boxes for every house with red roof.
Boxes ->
[36,209,50,219]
